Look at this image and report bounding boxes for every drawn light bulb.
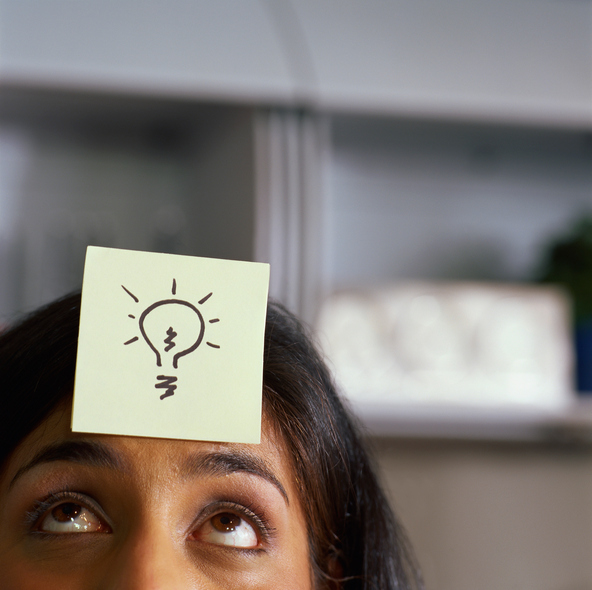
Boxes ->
[139,299,205,369]
[123,282,220,400]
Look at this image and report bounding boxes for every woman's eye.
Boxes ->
[197,512,258,548]
[37,502,108,534]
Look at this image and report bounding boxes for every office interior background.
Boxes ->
[1,2,592,588]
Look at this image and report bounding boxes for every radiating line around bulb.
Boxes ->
[122,285,139,302]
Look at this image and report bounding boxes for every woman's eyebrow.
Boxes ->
[9,439,126,489]
[181,451,290,505]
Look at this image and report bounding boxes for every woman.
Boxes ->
[0,293,422,589]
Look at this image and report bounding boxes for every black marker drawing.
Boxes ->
[199,292,213,305]
[122,280,220,400]
[155,375,177,400]
[122,285,139,303]
[139,299,205,368]
[164,327,177,352]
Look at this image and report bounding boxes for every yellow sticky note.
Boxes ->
[72,246,270,443]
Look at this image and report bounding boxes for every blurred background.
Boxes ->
[1,1,592,588]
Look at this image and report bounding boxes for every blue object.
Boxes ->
[575,321,592,393]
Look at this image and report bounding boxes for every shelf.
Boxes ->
[292,0,592,128]
[0,0,298,105]
[351,398,592,444]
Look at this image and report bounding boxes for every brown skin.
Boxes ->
[0,406,313,590]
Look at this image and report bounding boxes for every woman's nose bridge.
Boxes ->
[100,520,195,590]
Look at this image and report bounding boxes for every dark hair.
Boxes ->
[0,292,422,590]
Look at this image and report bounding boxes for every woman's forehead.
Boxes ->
[2,403,293,499]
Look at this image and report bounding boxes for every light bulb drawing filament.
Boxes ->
[139,299,205,369]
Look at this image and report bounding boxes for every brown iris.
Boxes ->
[52,503,81,522]
[211,513,241,533]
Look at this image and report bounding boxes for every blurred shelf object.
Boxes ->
[315,281,586,443]
[317,282,573,407]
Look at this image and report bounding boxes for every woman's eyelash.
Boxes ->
[24,490,104,530]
